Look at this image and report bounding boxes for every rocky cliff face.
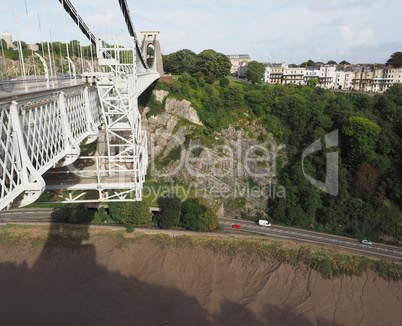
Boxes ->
[141,90,286,218]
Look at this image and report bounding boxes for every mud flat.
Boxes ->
[0,224,400,325]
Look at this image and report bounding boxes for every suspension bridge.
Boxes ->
[0,0,164,210]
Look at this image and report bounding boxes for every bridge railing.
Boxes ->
[0,85,101,210]
[0,76,86,99]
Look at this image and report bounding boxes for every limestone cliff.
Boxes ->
[141,90,286,218]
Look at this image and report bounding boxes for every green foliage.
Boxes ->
[164,48,231,78]
[181,198,220,231]
[138,89,166,118]
[219,77,230,88]
[154,146,182,170]
[245,61,265,84]
[386,51,402,68]
[155,194,182,229]
[51,204,94,223]
[307,78,319,87]
[126,223,135,233]
[342,116,381,165]
[162,66,402,243]
[93,207,110,223]
[108,201,152,225]
[163,49,198,74]
[198,49,232,78]
[307,59,317,66]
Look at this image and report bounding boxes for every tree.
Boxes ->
[51,204,93,223]
[163,49,198,74]
[386,51,402,68]
[197,49,231,78]
[155,194,182,229]
[93,207,109,223]
[342,116,381,152]
[307,78,319,87]
[181,198,220,231]
[307,59,317,66]
[339,60,350,65]
[245,61,265,84]
[109,201,152,225]
[219,77,230,88]
[216,52,232,78]
[342,116,381,165]
[12,41,27,50]
[327,60,337,64]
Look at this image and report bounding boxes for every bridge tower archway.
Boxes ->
[140,31,164,75]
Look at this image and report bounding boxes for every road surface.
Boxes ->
[220,218,402,261]
[1,209,401,261]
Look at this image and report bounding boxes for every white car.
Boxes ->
[361,240,372,245]
[258,219,271,227]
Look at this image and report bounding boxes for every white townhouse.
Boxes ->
[304,66,321,85]
[319,65,336,89]
[282,66,306,85]
[264,64,271,83]
[335,68,354,89]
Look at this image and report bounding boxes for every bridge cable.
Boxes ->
[12,0,27,81]
[41,0,55,82]
[49,30,58,79]
[117,0,149,69]
[37,13,46,75]
[58,0,112,61]
[58,0,97,46]
[0,34,7,78]
[24,0,38,80]
[86,0,95,70]
[61,0,72,77]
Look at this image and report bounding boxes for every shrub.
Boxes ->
[155,194,182,229]
[93,207,110,223]
[109,201,152,225]
[51,204,94,223]
[180,198,220,231]
[219,77,230,88]
[126,223,135,233]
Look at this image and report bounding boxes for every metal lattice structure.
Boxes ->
[0,1,160,210]
[0,86,101,209]
[43,36,157,204]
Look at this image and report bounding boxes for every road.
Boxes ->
[1,209,401,261]
[220,218,402,261]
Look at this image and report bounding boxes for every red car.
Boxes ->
[352,88,358,92]
[232,224,241,229]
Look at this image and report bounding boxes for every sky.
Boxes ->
[2,0,402,65]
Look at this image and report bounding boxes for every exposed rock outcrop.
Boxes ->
[141,90,286,217]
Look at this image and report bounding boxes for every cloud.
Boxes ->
[325,18,344,27]
[338,26,354,41]
[309,0,377,12]
[2,0,401,65]
[356,28,374,45]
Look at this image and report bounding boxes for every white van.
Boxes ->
[258,219,271,227]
